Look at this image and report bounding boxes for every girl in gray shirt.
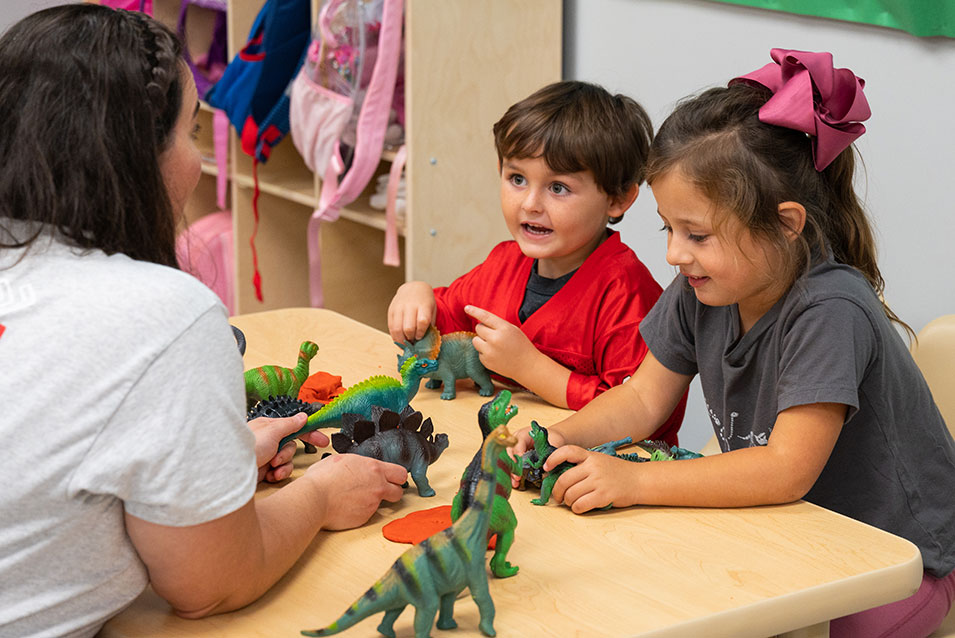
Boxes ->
[514,49,955,637]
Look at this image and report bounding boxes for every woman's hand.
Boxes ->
[303,454,408,530]
[248,413,329,483]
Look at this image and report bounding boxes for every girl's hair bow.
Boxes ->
[730,48,871,171]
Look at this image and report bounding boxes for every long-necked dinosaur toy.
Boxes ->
[277,355,438,451]
[301,424,517,638]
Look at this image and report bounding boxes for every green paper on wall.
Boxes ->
[706,0,955,38]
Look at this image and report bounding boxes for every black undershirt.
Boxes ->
[518,260,577,322]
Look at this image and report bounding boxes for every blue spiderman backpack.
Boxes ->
[205,0,310,302]
[205,0,310,163]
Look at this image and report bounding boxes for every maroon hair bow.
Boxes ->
[729,49,870,171]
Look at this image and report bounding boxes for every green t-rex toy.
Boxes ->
[301,424,518,638]
[244,340,318,409]
[277,355,438,451]
[519,421,703,507]
[450,390,521,578]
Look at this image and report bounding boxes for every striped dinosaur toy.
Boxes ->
[450,390,521,578]
[278,355,438,451]
[302,424,518,638]
[244,340,318,409]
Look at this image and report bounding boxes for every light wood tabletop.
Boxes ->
[99,307,923,638]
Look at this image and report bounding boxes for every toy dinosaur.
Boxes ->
[518,421,703,506]
[302,425,517,638]
[397,325,494,400]
[247,395,323,453]
[332,406,449,497]
[231,325,247,355]
[244,340,319,409]
[277,355,439,451]
[450,390,521,578]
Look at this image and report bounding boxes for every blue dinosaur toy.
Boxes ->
[332,406,449,497]
[396,325,494,400]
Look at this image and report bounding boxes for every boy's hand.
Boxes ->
[544,445,638,513]
[248,413,329,483]
[465,305,537,381]
[388,281,436,343]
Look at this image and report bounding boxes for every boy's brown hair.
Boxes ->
[493,81,653,223]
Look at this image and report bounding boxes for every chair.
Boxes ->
[911,314,955,433]
[912,315,955,638]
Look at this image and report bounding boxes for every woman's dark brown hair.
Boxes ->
[0,4,183,267]
[646,82,910,335]
[493,80,653,224]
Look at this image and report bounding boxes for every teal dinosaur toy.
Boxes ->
[397,325,494,400]
[450,390,521,578]
[244,340,318,409]
[302,424,518,638]
[278,355,438,451]
[519,421,703,507]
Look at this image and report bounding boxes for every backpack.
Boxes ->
[205,0,311,162]
[205,0,312,302]
[289,0,405,307]
[176,210,235,315]
[177,0,228,98]
[99,0,152,13]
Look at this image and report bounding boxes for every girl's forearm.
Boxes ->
[628,446,813,507]
[548,380,666,449]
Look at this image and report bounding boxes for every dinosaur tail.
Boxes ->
[301,573,402,636]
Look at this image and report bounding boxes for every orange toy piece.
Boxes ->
[298,370,346,405]
[382,505,496,548]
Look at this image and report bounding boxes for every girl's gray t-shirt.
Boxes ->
[641,259,955,577]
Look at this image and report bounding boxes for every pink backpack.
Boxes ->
[289,0,405,307]
[99,0,153,13]
[176,210,235,315]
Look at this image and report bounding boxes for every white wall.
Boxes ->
[0,0,73,32]
[565,0,955,451]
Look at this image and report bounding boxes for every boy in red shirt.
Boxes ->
[388,81,685,443]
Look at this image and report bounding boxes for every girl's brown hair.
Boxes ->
[493,81,653,224]
[0,4,183,267]
[646,82,910,335]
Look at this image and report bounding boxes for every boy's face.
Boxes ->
[499,156,624,279]
[652,168,785,332]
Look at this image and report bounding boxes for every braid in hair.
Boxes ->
[120,9,181,149]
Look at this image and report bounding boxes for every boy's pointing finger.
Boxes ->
[464,305,501,326]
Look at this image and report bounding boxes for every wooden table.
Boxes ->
[100,308,923,638]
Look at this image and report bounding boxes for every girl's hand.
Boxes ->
[465,305,538,381]
[388,281,436,343]
[544,445,639,513]
[508,424,567,487]
[248,413,329,483]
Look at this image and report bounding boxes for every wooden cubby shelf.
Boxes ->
[162,0,562,331]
